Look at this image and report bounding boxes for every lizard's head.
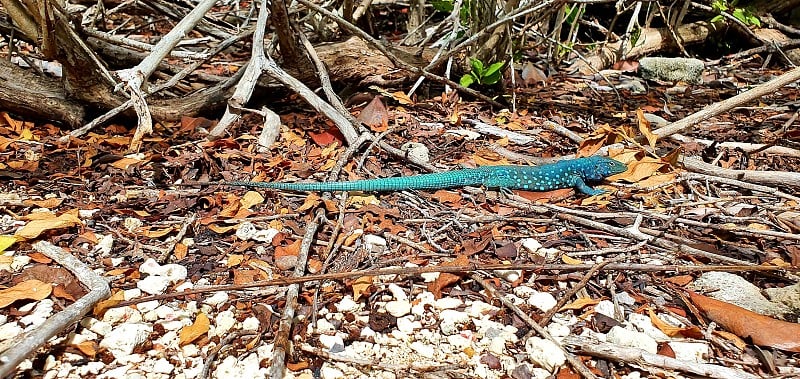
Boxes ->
[582,156,628,181]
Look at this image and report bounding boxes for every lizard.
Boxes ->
[192,156,627,196]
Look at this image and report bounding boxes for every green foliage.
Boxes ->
[630,26,641,47]
[459,58,504,88]
[429,0,479,29]
[430,0,454,13]
[563,4,584,26]
[709,0,761,27]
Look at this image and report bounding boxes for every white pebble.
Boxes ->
[593,300,617,319]
[513,286,537,299]
[527,292,557,312]
[137,275,171,295]
[0,322,22,341]
[668,341,710,363]
[387,283,407,301]
[81,318,112,336]
[213,310,237,337]
[467,301,498,318]
[319,334,345,352]
[242,317,260,331]
[123,288,142,301]
[434,297,463,310]
[320,363,344,379]
[525,337,566,372]
[396,316,420,334]
[385,300,411,317]
[103,307,143,324]
[606,326,658,354]
[314,319,336,333]
[420,272,439,282]
[204,292,229,308]
[21,299,54,328]
[335,296,359,313]
[495,269,521,282]
[521,238,542,253]
[628,313,669,342]
[439,310,470,335]
[99,323,153,359]
[410,341,435,358]
[363,234,387,252]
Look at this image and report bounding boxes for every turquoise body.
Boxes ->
[227,156,627,196]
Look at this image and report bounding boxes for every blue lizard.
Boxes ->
[219,156,627,196]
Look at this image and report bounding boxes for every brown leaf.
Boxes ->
[431,190,462,205]
[636,109,658,148]
[689,291,800,352]
[351,275,374,301]
[521,62,548,86]
[0,280,53,308]
[93,290,125,317]
[357,96,389,132]
[427,255,469,298]
[179,313,210,346]
[15,212,82,239]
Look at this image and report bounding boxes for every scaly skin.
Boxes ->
[220,156,627,196]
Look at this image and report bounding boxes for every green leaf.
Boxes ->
[469,58,484,73]
[460,74,475,88]
[710,15,723,23]
[430,0,454,13]
[484,61,505,77]
[483,70,501,85]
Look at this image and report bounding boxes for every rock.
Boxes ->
[410,341,435,358]
[385,300,411,317]
[204,292,229,308]
[434,297,462,310]
[439,310,470,335]
[639,57,704,84]
[521,238,542,254]
[668,341,710,363]
[137,275,171,295]
[319,334,345,353]
[628,313,669,342]
[320,363,344,379]
[606,326,658,354]
[691,272,789,316]
[527,292,556,312]
[335,296,359,313]
[99,323,153,359]
[525,337,566,372]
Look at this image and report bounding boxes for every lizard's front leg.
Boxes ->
[573,177,605,196]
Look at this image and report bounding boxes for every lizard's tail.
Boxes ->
[227,167,495,192]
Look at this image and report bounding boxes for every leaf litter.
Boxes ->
[0,65,799,378]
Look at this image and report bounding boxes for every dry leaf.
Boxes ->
[296,193,321,212]
[0,235,17,252]
[352,275,374,301]
[560,297,600,311]
[23,198,63,208]
[239,191,265,209]
[689,291,800,352]
[636,109,658,148]
[0,280,53,308]
[73,340,98,357]
[174,242,188,260]
[431,190,462,205]
[427,255,469,298]
[93,290,125,317]
[357,96,389,132]
[227,254,246,267]
[179,313,210,346]
[15,212,82,239]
